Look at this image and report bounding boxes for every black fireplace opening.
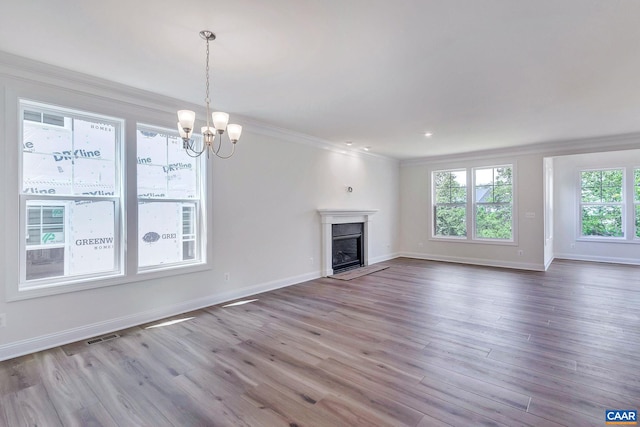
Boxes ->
[332,223,364,273]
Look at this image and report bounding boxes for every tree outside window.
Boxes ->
[474,166,513,240]
[580,169,623,238]
[433,170,467,237]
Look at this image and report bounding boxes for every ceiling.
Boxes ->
[1,0,640,160]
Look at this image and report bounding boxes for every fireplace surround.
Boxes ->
[318,209,377,277]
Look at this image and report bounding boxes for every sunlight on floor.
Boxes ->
[145,317,195,329]
[222,298,259,308]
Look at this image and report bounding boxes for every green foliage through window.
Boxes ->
[433,170,466,237]
[580,169,623,237]
[474,166,513,240]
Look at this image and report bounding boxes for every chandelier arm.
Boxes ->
[214,132,223,155]
[183,138,208,157]
[213,140,236,159]
[184,147,205,158]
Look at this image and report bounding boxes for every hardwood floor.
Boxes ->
[1,258,639,426]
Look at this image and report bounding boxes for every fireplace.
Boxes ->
[318,209,377,276]
[332,223,364,273]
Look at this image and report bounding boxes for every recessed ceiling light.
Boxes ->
[363,146,370,151]
[424,132,433,138]
[345,141,353,146]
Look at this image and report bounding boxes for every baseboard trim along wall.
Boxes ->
[554,253,640,266]
[400,252,545,272]
[368,252,401,265]
[0,270,322,362]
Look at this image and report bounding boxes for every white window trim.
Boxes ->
[136,124,206,272]
[5,86,212,302]
[431,168,467,240]
[634,167,640,241]
[575,165,640,244]
[19,100,125,292]
[430,163,517,245]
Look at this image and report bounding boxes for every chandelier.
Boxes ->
[177,30,242,159]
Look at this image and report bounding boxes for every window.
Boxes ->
[474,166,513,240]
[579,169,624,238]
[635,169,640,239]
[20,101,122,288]
[431,164,514,242]
[16,100,208,298]
[136,126,203,269]
[433,170,467,237]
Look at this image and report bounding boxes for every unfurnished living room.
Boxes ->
[1,1,639,426]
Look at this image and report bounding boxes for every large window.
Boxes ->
[17,101,207,297]
[433,170,467,237]
[474,166,513,240]
[137,126,202,269]
[431,164,514,242]
[579,169,624,238]
[20,101,121,288]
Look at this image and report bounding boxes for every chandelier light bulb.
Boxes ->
[177,110,196,133]
[212,112,230,132]
[227,124,242,143]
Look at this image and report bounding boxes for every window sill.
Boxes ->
[576,237,640,244]
[429,236,517,246]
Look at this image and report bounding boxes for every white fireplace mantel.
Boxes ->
[318,209,378,277]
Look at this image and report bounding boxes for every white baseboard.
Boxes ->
[544,256,555,271]
[369,252,401,265]
[399,252,545,271]
[0,270,322,362]
[553,253,640,266]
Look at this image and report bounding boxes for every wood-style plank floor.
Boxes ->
[1,258,639,426]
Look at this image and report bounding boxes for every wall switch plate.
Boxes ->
[0,313,6,328]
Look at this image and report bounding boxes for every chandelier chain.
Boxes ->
[205,38,211,122]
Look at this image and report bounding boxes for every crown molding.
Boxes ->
[0,51,187,115]
[401,132,640,167]
[238,117,398,162]
[0,50,397,164]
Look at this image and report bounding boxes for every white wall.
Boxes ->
[400,153,546,270]
[553,149,640,264]
[0,53,400,359]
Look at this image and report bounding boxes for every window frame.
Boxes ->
[6,92,211,302]
[430,163,516,245]
[472,165,515,242]
[634,168,640,240]
[136,123,206,272]
[18,100,125,290]
[431,168,467,240]
[577,167,626,241]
